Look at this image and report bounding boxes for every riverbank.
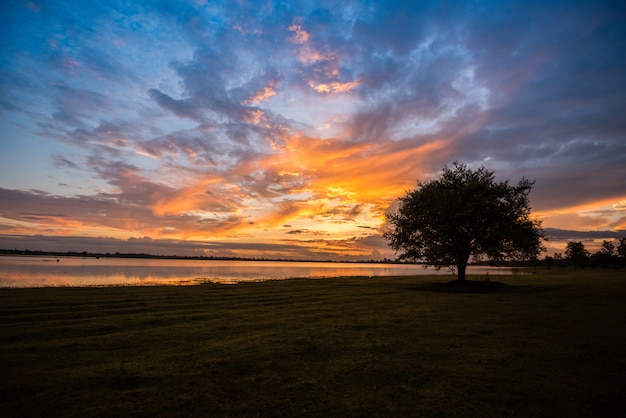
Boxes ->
[1,270,625,417]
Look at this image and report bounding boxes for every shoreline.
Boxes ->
[0,256,535,288]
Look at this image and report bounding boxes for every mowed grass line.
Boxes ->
[1,271,625,417]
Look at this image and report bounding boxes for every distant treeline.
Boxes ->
[3,244,623,269]
[0,248,405,264]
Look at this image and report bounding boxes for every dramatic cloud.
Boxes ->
[1,0,625,259]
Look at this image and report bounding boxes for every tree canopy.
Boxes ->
[384,162,545,281]
[565,241,591,270]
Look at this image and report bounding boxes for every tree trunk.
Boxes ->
[456,263,467,282]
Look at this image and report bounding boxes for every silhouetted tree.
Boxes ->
[544,255,554,269]
[618,238,626,267]
[618,238,626,253]
[553,252,567,269]
[601,240,616,255]
[565,241,590,270]
[591,240,620,269]
[384,162,545,282]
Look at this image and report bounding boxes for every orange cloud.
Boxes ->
[288,22,310,44]
[243,108,264,124]
[295,47,336,65]
[613,200,626,211]
[223,132,454,238]
[309,79,361,94]
[288,135,452,201]
[286,19,337,66]
[151,178,233,217]
[536,196,626,232]
[244,81,278,105]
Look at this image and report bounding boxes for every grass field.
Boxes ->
[1,270,625,417]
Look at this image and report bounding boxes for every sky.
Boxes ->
[1,0,625,261]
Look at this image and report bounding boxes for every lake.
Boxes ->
[0,256,526,287]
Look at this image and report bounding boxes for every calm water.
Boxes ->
[0,256,524,287]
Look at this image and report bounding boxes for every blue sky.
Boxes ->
[1,0,625,259]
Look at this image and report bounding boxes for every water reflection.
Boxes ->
[0,256,524,287]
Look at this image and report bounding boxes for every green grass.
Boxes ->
[1,270,625,417]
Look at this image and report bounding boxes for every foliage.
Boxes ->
[619,238,626,259]
[590,240,624,269]
[384,162,545,281]
[565,241,591,270]
[539,239,625,270]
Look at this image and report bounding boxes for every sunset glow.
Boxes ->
[1,1,625,259]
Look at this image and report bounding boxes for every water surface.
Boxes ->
[0,256,524,287]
